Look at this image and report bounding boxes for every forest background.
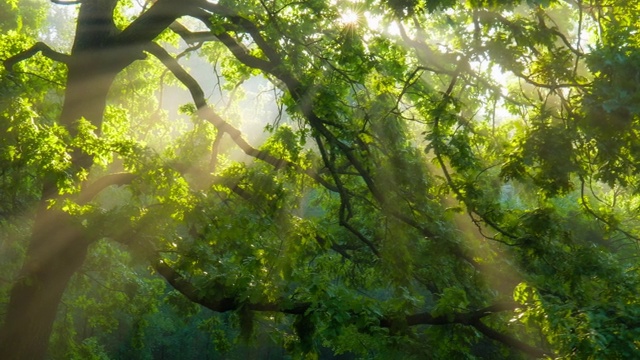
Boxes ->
[1,0,640,358]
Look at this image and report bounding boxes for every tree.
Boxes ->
[2,0,640,358]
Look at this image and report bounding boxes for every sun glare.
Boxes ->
[339,9,359,26]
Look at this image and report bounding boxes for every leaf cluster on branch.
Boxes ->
[3,0,640,358]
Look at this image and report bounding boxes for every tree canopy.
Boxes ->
[1,0,640,358]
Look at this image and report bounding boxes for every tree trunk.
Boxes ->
[0,207,90,359]
[0,1,121,358]
[0,0,184,356]
[0,67,120,360]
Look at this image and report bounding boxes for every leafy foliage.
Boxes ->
[3,0,640,358]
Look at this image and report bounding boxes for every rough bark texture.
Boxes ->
[0,207,90,359]
[0,1,121,358]
[0,0,186,357]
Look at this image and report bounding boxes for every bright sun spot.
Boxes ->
[340,10,359,26]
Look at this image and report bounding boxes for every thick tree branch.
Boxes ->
[3,42,70,72]
[144,42,337,191]
[114,0,194,51]
[169,22,218,44]
[398,302,518,327]
[154,259,547,357]
[153,260,309,314]
[471,319,552,358]
[77,172,137,205]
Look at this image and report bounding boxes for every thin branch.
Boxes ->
[313,134,382,256]
[535,9,584,57]
[78,270,129,295]
[314,235,352,260]
[579,177,640,243]
[339,219,380,257]
[430,61,519,242]
[50,0,80,4]
[4,70,65,87]
[399,22,526,108]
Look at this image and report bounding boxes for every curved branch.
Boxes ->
[3,42,71,72]
[471,319,551,358]
[144,42,337,191]
[50,0,80,4]
[78,172,137,205]
[579,177,640,243]
[535,9,584,57]
[114,0,195,50]
[154,258,548,357]
[153,260,309,314]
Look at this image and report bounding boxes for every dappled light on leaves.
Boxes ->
[2,0,640,359]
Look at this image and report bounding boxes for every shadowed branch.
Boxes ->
[3,42,71,72]
[154,258,550,358]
